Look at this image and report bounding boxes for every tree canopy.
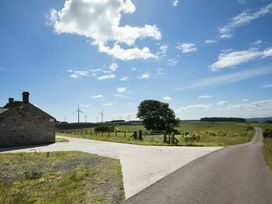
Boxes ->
[137,100,179,131]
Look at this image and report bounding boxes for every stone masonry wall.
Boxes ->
[0,104,55,147]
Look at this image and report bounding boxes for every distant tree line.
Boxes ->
[56,121,143,130]
[200,117,246,123]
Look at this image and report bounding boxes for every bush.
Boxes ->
[94,125,115,132]
[263,129,272,138]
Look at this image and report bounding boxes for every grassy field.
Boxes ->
[0,152,124,204]
[57,122,255,146]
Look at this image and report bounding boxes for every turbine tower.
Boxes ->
[98,110,104,123]
[74,105,84,123]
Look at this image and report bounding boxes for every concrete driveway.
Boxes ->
[0,136,222,199]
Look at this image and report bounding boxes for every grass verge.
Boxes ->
[264,138,272,170]
[0,151,124,204]
[56,137,69,143]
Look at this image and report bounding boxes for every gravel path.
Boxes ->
[125,128,272,204]
[0,136,221,198]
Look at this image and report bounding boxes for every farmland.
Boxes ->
[57,122,255,146]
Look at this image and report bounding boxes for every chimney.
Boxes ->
[9,98,14,104]
[22,92,30,104]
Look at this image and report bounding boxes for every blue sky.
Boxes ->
[1,0,272,122]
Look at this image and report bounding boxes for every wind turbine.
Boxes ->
[98,110,104,123]
[74,105,84,123]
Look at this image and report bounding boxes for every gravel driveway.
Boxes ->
[0,136,222,198]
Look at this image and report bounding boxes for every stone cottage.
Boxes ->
[0,92,55,147]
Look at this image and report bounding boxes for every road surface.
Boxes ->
[125,128,272,204]
[0,135,221,199]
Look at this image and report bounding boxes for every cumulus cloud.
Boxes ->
[218,3,272,39]
[137,73,150,79]
[49,0,161,60]
[177,43,197,53]
[177,68,272,90]
[163,96,172,101]
[209,47,272,71]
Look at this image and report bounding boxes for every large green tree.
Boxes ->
[137,100,179,131]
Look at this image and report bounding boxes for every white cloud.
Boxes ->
[177,68,272,90]
[242,98,249,102]
[131,67,137,71]
[109,63,118,72]
[49,0,161,60]
[90,95,104,100]
[137,73,150,79]
[205,39,217,44]
[168,59,178,66]
[114,94,131,99]
[252,40,263,46]
[176,104,213,113]
[260,82,272,88]
[198,95,212,99]
[177,43,197,53]
[157,44,168,56]
[80,104,90,108]
[116,87,127,93]
[176,99,272,119]
[218,3,272,39]
[172,0,179,7]
[98,74,115,80]
[163,96,172,101]
[98,43,158,60]
[103,103,114,107]
[68,69,89,78]
[216,101,227,106]
[209,47,272,71]
[120,76,129,81]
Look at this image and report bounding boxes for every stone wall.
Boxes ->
[0,103,55,147]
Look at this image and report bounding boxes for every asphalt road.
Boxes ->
[125,128,272,204]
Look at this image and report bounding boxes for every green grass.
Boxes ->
[56,137,69,143]
[57,122,255,146]
[0,152,124,204]
[258,123,272,170]
[264,138,272,170]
